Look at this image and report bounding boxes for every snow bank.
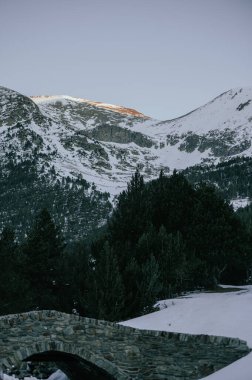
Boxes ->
[47,370,68,380]
[121,285,252,380]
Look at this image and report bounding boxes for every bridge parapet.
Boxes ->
[0,310,250,379]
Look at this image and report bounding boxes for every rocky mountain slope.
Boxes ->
[0,85,252,241]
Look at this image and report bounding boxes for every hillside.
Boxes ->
[0,85,252,241]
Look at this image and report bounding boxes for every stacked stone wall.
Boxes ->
[0,311,250,380]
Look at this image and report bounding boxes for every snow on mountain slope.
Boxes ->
[1,86,252,197]
[159,88,252,135]
[0,86,46,128]
[130,87,252,170]
[121,285,252,380]
[31,95,149,118]
[29,92,160,195]
[131,87,252,136]
[30,87,252,194]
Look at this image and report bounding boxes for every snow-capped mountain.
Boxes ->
[0,85,252,241]
[1,86,252,195]
[29,93,155,196]
[32,87,252,195]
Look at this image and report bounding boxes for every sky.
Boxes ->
[0,0,251,120]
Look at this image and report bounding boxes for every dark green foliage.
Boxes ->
[0,160,112,244]
[187,184,249,286]
[23,209,65,310]
[147,170,195,234]
[183,156,252,201]
[58,241,94,315]
[0,227,29,315]
[237,204,252,234]
[156,228,186,297]
[108,169,147,245]
[137,255,162,314]
[0,170,251,322]
[94,241,125,321]
[92,170,251,319]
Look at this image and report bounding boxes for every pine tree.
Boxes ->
[148,170,195,234]
[0,227,28,315]
[123,256,141,317]
[23,208,65,310]
[136,224,157,264]
[188,184,250,285]
[138,255,162,313]
[92,170,251,319]
[157,227,186,297]
[61,241,93,315]
[95,241,124,321]
[108,170,147,246]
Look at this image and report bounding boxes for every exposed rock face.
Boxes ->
[0,311,250,380]
[178,129,252,156]
[0,87,45,127]
[87,124,154,147]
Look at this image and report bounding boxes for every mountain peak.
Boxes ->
[31,95,150,119]
[1,84,252,241]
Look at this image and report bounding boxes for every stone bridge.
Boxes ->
[0,310,250,380]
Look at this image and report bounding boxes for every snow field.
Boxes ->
[121,285,252,380]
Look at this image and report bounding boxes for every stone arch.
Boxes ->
[1,341,129,380]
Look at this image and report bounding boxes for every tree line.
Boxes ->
[183,156,252,201]
[0,171,251,320]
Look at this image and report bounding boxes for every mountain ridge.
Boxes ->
[31,94,150,119]
[1,85,252,195]
[1,85,252,241]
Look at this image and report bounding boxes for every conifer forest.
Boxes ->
[1,171,251,321]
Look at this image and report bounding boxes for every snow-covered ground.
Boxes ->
[231,197,251,211]
[121,285,252,380]
[2,286,252,380]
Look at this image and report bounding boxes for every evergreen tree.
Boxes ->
[95,241,124,321]
[188,184,250,285]
[135,224,157,264]
[0,227,28,315]
[108,170,147,246]
[91,170,252,320]
[157,227,186,297]
[61,241,94,315]
[147,170,195,234]
[138,255,162,314]
[23,208,65,310]
[123,256,141,317]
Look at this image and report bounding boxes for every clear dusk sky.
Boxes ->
[0,0,251,120]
